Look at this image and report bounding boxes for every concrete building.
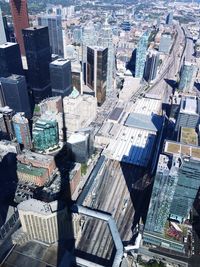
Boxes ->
[12,113,32,149]
[0,42,23,78]
[38,14,64,57]
[9,0,29,55]
[0,106,14,140]
[175,95,199,135]
[32,116,59,152]
[0,140,20,161]
[135,31,149,78]
[159,33,172,54]
[144,50,160,82]
[144,141,200,253]
[0,8,6,45]
[178,61,198,93]
[63,92,97,133]
[0,75,31,118]
[86,46,108,105]
[18,199,82,244]
[22,26,51,103]
[50,59,72,97]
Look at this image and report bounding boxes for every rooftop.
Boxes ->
[12,113,28,124]
[164,141,200,160]
[68,133,87,144]
[17,162,47,177]
[24,26,47,31]
[108,107,123,122]
[180,127,198,146]
[50,58,70,66]
[130,97,162,115]
[180,96,198,114]
[18,150,54,164]
[0,42,18,49]
[18,199,64,215]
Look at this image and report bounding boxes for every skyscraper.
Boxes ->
[135,32,149,78]
[0,8,6,45]
[50,59,72,97]
[178,61,198,93]
[0,42,23,78]
[86,46,108,105]
[144,141,200,253]
[0,106,14,140]
[166,11,173,25]
[38,14,64,57]
[22,26,52,103]
[0,75,31,118]
[9,0,29,55]
[144,50,160,82]
[12,113,32,149]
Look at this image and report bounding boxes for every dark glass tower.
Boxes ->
[22,26,52,103]
[86,46,108,105]
[0,42,23,78]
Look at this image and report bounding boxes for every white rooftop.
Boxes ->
[50,58,70,66]
[180,96,198,114]
[68,133,87,144]
[0,42,18,49]
[18,199,59,215]
[130,97,162,115]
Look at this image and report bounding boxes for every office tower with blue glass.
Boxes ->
[50,58,72,97]
[135,32,149,78]
[166,12,173,25]
[179,61,198,93]
[0,42,23,78]
[38,14,64,57]
[159,33,172,54]
[12,113,32,149]
[0,75,31,118]
[86,46,108,105]
[144,50,160,82]
[22,26,52,104]
[144,140,200,253]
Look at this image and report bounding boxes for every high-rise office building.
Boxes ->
[22,26,52,103]
[2,16,11,42]
[0,75,31,118]
[159,33,172,54]
[135,32,149,78]
[144,50,160,82]
[166,11,173,25]
[32,116,59,152]
[38,14,64,57]
[86,46,108,105]
[98,21,115,92]
[0,8,6,45]
[12,113,32,149]
[178,61,198,93]
[9,0,29,55]
[18,199,81,244]
[144,141,200,253]
[0,42,23,78]
[50,58,72,97]
[0,106,14,140]
[175,95,199,134]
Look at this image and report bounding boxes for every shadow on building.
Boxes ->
[54,145,77,267]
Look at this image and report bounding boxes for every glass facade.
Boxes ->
[178,63,198,93]
[33,119,59,152]
[135,31,149,78]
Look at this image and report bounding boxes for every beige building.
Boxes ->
[18,199,82,244]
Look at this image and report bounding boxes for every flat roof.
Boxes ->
[50,58,70,66]
[24,26,47,31]
[180,127,198,146]
[180,96,198,115]
[104,126,156,167]
[18,150,54,164]
[130,97,162,115]
[68,133,87,144]
[0,42,18,49]
[164,141,200,160]
[17,162,47,177]
[125,113,163,132]
[18,199,63,215]
[108,107,123,121]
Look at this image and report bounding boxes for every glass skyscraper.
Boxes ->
[135,31,149,78]
[178,62,198,93]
